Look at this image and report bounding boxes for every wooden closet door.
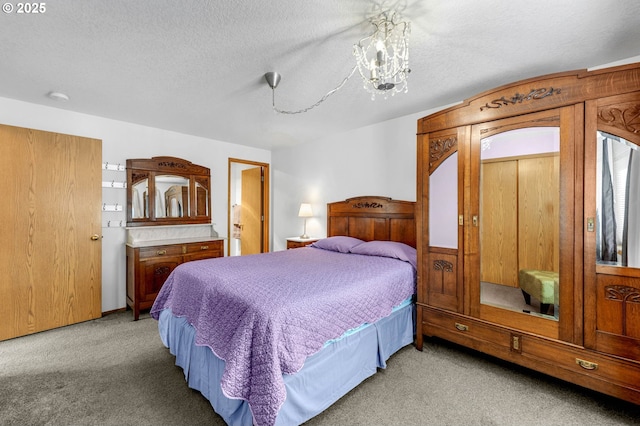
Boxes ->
[480,160,518,287]
[518,155,560,273]
[0,124,102,340]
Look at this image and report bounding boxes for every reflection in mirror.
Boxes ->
[156,175,190,218]
[479,127,560,320]
[429,153,458,249]
[596,132,640,267]
[126,156,211,226]
[195,179,209,217]
[131,177,149,219]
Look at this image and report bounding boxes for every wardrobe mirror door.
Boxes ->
[595,131,640,268]
[479,126,560,320]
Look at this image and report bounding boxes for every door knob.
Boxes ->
[90,234,101,241]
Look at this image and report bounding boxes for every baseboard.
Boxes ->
[102,307,127,316]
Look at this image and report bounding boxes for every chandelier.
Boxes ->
[264,10,411,114]
[353,12,411,99]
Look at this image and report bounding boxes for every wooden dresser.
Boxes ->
[126,238,224,320]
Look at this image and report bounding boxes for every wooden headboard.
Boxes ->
[327,196,416,248]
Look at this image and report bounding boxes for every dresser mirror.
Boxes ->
[478,126,560,320]
[126,156,211,226]
[595,131,640,268]
[130,175,149,219]
[194,179,209,217]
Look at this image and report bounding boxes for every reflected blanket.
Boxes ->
[150,246,415,426]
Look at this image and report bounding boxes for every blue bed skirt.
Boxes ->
[157,301,415,425]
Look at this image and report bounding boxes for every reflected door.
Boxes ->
[241,167,263,255]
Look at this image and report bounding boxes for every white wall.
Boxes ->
[0,97,270,313]
[271,56,640,252]
[271,106,446,251]
[5,55,638,313]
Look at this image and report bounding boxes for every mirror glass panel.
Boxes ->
[195,179,209,217]
[156,174,190,218]
[429,152,458,248]
[126,157,211,226]
[479,127,560,320]
[131,176,149,219]
[596,131,640,267]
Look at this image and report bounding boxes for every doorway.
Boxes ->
[228,158,270,256]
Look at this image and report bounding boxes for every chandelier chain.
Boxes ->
[271,65,358,115]
[267,9,410,113]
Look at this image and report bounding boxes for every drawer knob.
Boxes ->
[576,358,598,370]
[156,249,167,256]
[455,322,469,331]
[200,245,209,250]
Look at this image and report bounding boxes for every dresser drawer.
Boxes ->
[184,240,223,256]
[138,244,185,259]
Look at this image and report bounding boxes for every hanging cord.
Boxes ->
[271,65,358,114]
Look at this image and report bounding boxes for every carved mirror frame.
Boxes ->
[126,156,211,227]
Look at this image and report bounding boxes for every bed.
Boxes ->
[150,196,417,426]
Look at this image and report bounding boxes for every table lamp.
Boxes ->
[298,203,313,239]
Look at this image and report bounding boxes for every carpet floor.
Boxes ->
[1,311,639,425]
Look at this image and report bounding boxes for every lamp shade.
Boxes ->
[298,203,313,218]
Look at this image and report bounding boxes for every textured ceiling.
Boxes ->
[1,1,639,150]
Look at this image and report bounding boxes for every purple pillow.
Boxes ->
[349,240,417,269]
[310,236,364,253]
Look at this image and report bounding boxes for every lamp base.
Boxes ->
[299,234,309,239]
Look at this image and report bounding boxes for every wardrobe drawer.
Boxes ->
[523,337,640,390]
[422,308,511,351]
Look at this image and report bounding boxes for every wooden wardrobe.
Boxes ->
[416,63,640,404]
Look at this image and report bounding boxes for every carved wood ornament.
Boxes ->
[429,136,457,171]
[433,259,453,273]
[480,87,562,111]
[157,160,188,169]
[433,259,454,294]
[352,202,384,209]
[605,285,640,336]
[598,102,640,135]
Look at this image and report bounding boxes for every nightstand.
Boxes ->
[286,237,320,249]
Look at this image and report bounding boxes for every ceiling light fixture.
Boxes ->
[47,91,70,102]
[264,10,410,114]
[353,11,411,99]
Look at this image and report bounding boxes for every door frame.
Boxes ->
[227,158,270,255]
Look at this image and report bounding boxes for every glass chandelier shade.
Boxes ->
[353,12,411,99]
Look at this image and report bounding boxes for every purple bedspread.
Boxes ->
[150,246,415,426]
